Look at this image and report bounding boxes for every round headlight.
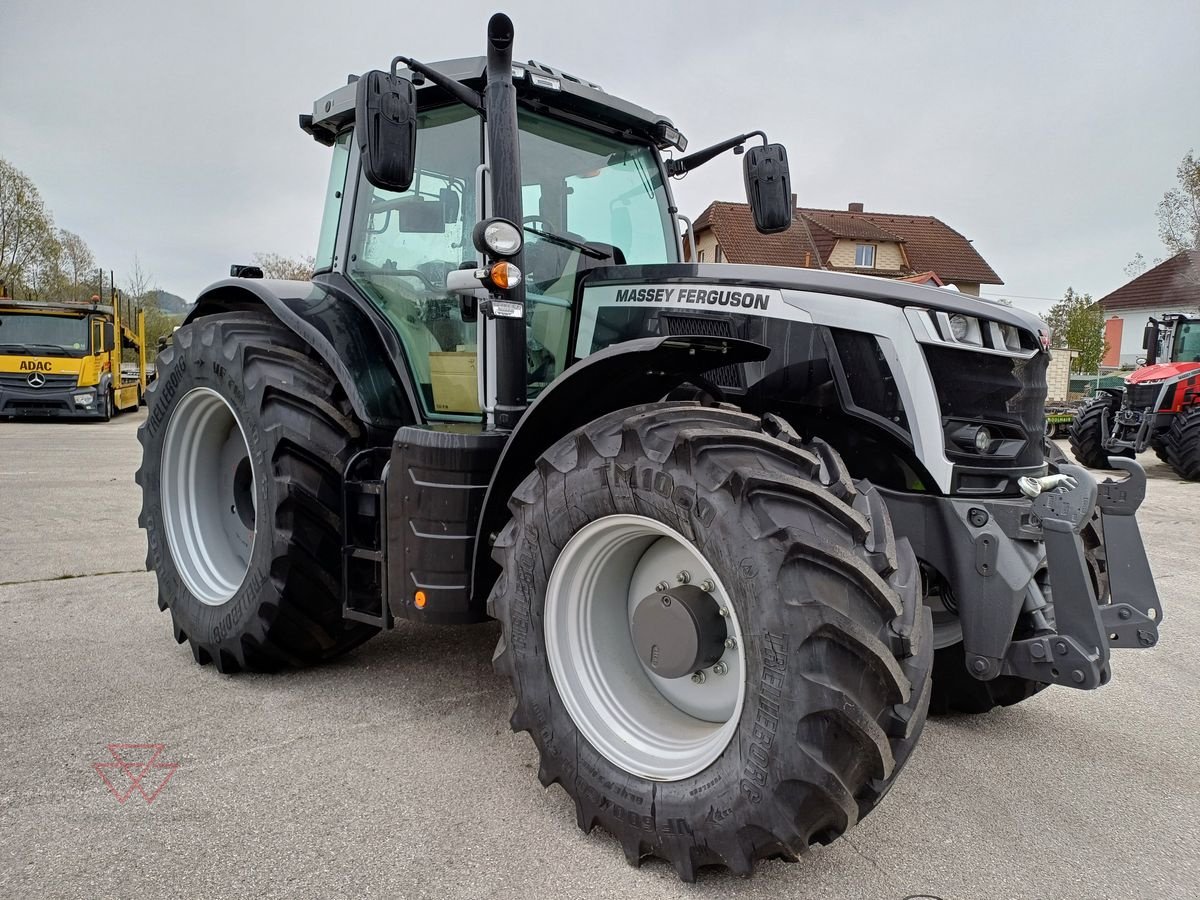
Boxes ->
[473,217,523,258]
[974,426,993,453]
[949,314,970,341]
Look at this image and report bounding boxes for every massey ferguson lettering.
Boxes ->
[613,287,770,310]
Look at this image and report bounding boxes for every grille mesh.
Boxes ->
[922,346,1048,468]
[661,315,744,389]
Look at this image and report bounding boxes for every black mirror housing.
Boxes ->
[103,321,116,353]
[743,143,792,234]
[356,70,418,193]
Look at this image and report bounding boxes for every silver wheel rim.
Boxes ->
[544,515,746,781]
[160,387,257,606]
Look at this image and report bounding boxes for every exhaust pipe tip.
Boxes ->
[488,12,514,52]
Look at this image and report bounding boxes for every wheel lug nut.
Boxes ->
[654,581,669,592]
[691,671,706,684]
[712,662,728,676]
[718,607,729,618]
[700,579,715,592]
[724,637,737,650]
[676,571,691,584]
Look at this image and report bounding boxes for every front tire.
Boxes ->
[136,311,377,672]
[488,403,932,880]
[1068,396,1130,468]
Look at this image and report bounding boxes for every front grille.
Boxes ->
[922,346,1048,468]
[661,314,744,389]
[1124,383,1161,410]
[3,399,72,411]
[0,372,78,389]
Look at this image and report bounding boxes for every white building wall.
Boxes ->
[1107,303,1200,366]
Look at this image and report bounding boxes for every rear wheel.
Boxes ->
[488,403,932,879]
[1163,407,1200,480]
[1068,397,1130,468]
[136,311,377,672]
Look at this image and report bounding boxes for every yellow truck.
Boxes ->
[0,296,146,421]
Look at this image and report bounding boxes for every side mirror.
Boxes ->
[103,322,115,353]
[1142,319,1159,365]
[743,143,792,234]
[356,70,417,193]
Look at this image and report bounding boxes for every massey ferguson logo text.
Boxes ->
[613,286,771,310]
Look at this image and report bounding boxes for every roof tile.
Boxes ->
[1098,250,1200,311]
[692,201,1003,286]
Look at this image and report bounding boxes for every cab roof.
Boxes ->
[302,57,678,151]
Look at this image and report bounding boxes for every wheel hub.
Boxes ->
[543,514,746,782]
[160,387,257,606]
[631,584,727,679]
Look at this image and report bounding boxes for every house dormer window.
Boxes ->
[855,244,876,268]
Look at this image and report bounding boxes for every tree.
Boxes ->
[1158,149,1200,255]
[1044,287,1107,373]
[121,255,179,360]
[0,157,56,298]
[58,230,96,302]
[252,251,314,281]
[1124,252,1148,278]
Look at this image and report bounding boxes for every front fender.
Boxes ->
[469,334,770,606]
[185,275,415,434]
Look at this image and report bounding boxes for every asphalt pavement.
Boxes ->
[1,410,1197,899]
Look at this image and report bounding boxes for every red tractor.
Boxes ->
[1070,313,1200,478]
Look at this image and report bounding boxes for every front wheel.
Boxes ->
[136,311,377,672]
[488,403,932,880]
[1068,397,1130,468]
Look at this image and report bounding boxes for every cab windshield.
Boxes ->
[0,312,90,356]
[1171,320,1200,363]
[345,105,674,419]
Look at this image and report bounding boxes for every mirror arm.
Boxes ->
[391,55,484,115]
[666,130,767,177]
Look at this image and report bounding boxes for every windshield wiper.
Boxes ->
[523,226,611,261]
[0,342,74,356]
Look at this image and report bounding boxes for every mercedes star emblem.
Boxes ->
[26,371,47,388]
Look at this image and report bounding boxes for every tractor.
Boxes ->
[1069,312,1200,478]
[135,14,1162,880]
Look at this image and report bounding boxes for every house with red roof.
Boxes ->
[1096,250,1200,367]
[687,200,1003,297]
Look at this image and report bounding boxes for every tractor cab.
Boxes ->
[1132,313,1200,383]
[302,53,789,429]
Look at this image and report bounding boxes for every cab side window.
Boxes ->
[347,106,481,418]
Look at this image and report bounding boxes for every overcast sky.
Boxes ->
[2,0,1197,316]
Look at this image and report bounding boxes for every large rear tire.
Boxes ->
[1163,406,1200,480]
[488,403,932,880]
[136,311,377,672]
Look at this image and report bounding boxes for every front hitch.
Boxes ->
[1002,460,1160,689]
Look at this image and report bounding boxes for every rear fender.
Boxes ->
[185,275,415,435]
[469,335,770,607]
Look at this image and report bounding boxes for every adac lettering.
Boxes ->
[18,360,53,372]
[612,286,770,310]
